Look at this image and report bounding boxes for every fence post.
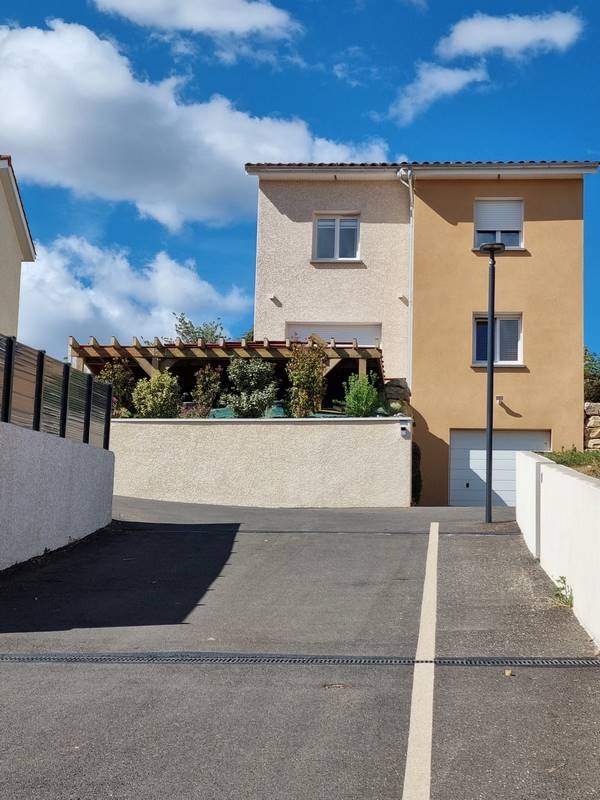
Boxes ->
[103,383,113,450]
[82,373,94,444]
[1,336,16,423]
[59,363,70,438]
[32,350,46,431]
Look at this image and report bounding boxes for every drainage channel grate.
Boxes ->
[435,657,600,668]
[0,652,413,666]
[0,652,599,667]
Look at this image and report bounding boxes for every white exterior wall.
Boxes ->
[0,422,115,571]
[516,451,600,645]
[515,451,551,556]
[111,417,412,508]
[254,179,410,379]
[0,183,23,337]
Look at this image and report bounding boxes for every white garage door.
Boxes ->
[449,429,551,507]
[285,323,381,345]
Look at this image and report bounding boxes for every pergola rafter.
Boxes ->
[68,336,384,381]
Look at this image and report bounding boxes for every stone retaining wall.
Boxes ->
[584,402,600,450]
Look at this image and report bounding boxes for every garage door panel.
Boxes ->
[449,430,550,507]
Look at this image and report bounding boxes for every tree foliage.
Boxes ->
[222,358,277,418]
[343,372,381,417]
[172,312,224,343]
[584,346,600,402]
[286,341,328,417]
[98,358,135,414]
[132,371,182,418]
[187,364,222,417]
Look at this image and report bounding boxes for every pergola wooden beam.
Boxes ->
[68,337,384,379]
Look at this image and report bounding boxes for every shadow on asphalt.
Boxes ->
[0,522,238,633]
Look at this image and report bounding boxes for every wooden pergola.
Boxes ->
[69,335,384,383]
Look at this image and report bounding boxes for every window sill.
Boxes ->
[472,248,529,254]
[311,259,366,268]
[471,363,528,370]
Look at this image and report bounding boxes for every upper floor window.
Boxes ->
[473,314,522,366]
[314,216,359,260]
[474,199,523,249]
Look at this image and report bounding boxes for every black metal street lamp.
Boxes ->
[479,241,506,523]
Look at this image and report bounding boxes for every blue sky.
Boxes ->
[2,0,599,357]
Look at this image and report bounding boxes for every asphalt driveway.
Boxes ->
[0,498,598,799]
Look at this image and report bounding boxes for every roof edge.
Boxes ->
[0,155,35,261]
[246,160,599,178]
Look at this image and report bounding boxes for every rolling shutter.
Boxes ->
[475,200,523,231]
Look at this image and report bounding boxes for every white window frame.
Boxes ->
[474,199,524,250]
[313,214,360,261]
[472,313,523,366]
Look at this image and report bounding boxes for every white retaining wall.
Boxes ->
[516,451,600,645]
[111,417,412,508]
[0,421,115,571]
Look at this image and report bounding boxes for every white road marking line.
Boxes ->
[402,521,439,800]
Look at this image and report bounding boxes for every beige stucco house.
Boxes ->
[0,155,35,337]
[246,160,597,506]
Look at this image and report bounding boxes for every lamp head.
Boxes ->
[479,242,506,255]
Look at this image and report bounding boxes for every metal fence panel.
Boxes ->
[10,342,38,428]
[66,368,87,442]
[1,335,110,448]
[0,335,6,412]
[90,382,110,448]
[40,356,64,437]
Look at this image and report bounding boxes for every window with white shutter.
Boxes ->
[473,314,523,365]
[474,200,523,249]
[314,215,360,261]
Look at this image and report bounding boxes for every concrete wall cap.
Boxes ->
[111,416,412,425]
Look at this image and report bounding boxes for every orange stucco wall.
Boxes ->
[411,178,584,505]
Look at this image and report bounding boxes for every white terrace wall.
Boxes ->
[516,451,600,646]
[111,417,412,508]
[0,421,114,571]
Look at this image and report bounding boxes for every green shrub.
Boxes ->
[389,400,407,415]
[222,358,277,418]
[286,341,328,417]
[343,372,380,417]
[132,371,182,418]
[585,346,600,402]
[544,447,600,478]
[188,364,222,417]
[98,358,135,414]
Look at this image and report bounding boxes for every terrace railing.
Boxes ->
[0,334,112,449]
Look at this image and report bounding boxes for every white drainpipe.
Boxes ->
[397,167,415,389]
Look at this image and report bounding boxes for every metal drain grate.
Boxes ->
[0,651,413,666]
[435,657,600,668]
[0,651,599,667]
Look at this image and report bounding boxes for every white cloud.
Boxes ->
[0,21,388,229]
[402,0,428,9]
[332,46,380,88]
[18,237,253,358]
[436,11,584,61]
[388,61,488,125]
[94,0,299,39]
